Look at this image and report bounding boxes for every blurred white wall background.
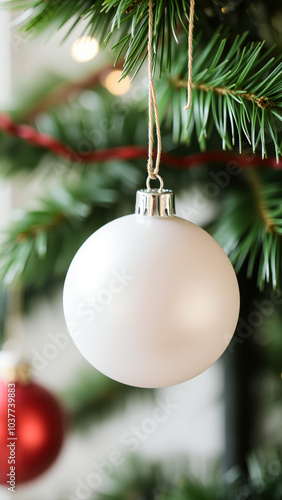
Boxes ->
[0,10,226,500]
[0,10,12,234]
[0,11,13,500]
[0,11,11,108]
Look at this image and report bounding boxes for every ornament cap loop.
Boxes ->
[135,189,175,217]
[146,174,164,192]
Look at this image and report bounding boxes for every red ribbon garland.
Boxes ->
[0,112,281,170]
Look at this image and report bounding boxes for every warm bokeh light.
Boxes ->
[104,70,131,96]
[71,36,99,63]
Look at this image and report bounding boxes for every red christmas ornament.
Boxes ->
[0,354,66,486]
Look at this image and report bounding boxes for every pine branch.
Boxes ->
[0,166,141,286]
[93,448,282,499]
[5,0,193,78]
[1,112,281,170]
[1,27,281,165]
[3,161,282,291]
[0,77,281,290]
[213,169,282,290]
[96,459,171,500]
[246,169,276,233]
[158,30,282,159]
[5,0,282,84]
[0,85,148,174]
[0,192,89,286]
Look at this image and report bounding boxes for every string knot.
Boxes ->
[148,172,158,180]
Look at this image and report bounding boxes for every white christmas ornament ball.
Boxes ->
[63,189,240,388]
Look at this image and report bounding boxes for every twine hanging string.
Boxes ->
[184,0,195,111]
[147,0,163,191]
[146,0,195,189]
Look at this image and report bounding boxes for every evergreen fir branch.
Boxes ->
[164,478,220,500]
[213,169,282,290]
[0,85,148,175]
[5,0,194,78]
[158,31,282,159]
[0,82,281,290]
[92,449,282,499]
[96,458,171,500]
[0,191,90,286]
[0,73,281,177]
[4,0,282,84]
[0,165,141,286]
[2,112,281,174]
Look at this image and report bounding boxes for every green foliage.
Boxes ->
[0,76,281,291]
[96,459,170,500]
[6,0,192,78]
[0,3,282,292]
[214,171,282,290]
[164,479,220,500]
[158,30,282,159]
[262,307,282,374]
[63,369,153,428]
[4,0,282,83]
[1,6,282,500]
[3,0,282,161]
[0,85,187,289]
[0,162,143,287]
[92,449,282,500]
[0,83,148,175]
[101,0,190,79]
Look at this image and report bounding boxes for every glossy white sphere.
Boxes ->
[63,214,240,388]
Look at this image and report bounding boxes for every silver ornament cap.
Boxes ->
[135,189,175,217]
